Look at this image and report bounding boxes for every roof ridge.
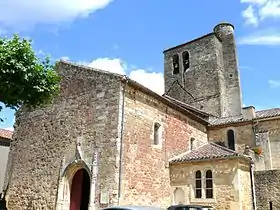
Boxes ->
[59,60,126,78]
[168,150,192,162]
[255,107,280,112]
[210,114,243,120]
[169,141,253,164]
[168,142,210,162]
[163,95,212,117]
[209,142,239,154]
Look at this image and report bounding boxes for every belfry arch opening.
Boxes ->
[70,168,91,210]
[182,51,190,71]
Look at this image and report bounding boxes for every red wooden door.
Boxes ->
[70,169,84,210]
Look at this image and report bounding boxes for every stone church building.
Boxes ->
[2,22,280,210]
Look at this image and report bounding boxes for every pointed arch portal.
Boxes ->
[70,168,90,210]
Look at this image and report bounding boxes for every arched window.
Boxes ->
[227,129,235,151]
[172,54,179,74]
[153,122,161,145]
[182,51,190,71]
[190,137,195,150]
[205,170,213,199]
[195,170,202,198]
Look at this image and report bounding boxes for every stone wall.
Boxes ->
[214,23,242,117]
[208,123,254,153]
[163,33,225,117]
[254,170,280,209]
[170,159,252,210]
[119,85,208,208]
[163,23,242,118]
[257,118,280,169]
[239,161,253,209]
[208,118,280,170]
[4,61,123,210]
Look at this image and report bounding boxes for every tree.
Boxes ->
[0,34,60,120]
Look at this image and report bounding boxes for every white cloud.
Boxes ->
[61,56,70,61]
[259,0,280,19]
[241,0,267,5]
[0,0,113,29]
[129,70,164,95]
[88,58,126,75]
[268,79,280,88]
[241,0,280,25]
[242,5,259,27]
[86,57,164,95]
[239,65,254,71]
[238,32,280,45]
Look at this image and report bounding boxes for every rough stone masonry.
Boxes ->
[3,61,124,209]
[4,21,280,210]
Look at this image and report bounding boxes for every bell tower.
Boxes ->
[164,22,242,117]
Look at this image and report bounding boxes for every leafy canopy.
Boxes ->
[0,34,60,116]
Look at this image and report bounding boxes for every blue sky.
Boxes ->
[1,0,280,129]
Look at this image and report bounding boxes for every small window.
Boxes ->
[205,170,213,199]
[182,51,190,71]
[190,137,195,150]
[153,122,161,145]
[172,54,179,74]
[195,170,202,198]
[227,129,235,151]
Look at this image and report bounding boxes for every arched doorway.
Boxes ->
[70,168,90,210]
[173,187,185,204]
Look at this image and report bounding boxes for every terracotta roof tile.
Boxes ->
[255,108,280,119]
[0,128,13,139]
[169,142,248,163]
[209,108,280,126]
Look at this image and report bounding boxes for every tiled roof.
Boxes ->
[209,108,280,126]
[0,128,13,140]
[169,142,247,163]
[255,108,280,119]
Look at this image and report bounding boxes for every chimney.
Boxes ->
[242,106,256,120]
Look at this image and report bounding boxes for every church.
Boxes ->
[2,22,280,210]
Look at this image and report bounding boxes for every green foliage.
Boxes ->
[0,34,60,118]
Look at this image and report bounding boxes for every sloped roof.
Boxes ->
[0,128,13,140]
[256,108,280,119]
[163,95,212,119]
[169,142,249,163]
[209,108,280,126]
